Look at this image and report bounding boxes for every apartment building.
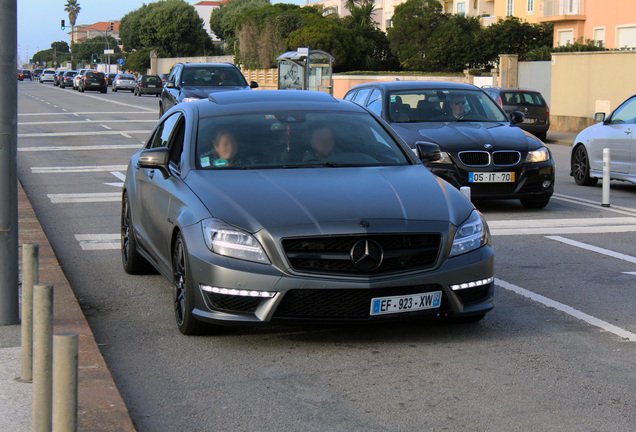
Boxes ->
[194,0,225,41]
[538,0,636,48]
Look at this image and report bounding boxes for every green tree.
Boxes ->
[480,17,553,63]
[51,41,70,53]
[424,14,483,72]
[209,0,270,51]
[71,35,120,63]
[119,3,161,52]
[387,0,448,71]
[64,0,81,45]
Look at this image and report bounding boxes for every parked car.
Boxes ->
[39,69,56,83]
[59,70,77,89]
[159,73,169,86]
[134,74,162,97]
[344,81,555,208]
[159,63,258,116]
[482,86,550,141]
[17,70,23,81]
[121,90,495,335]
[22,70,32,80]
[106,73,117,86]
[79,70,107,93]
[73,69,89,90]
[53,70,65,86]
[32,69,43,81]
[571,93,636,186]
[112,73,136,92]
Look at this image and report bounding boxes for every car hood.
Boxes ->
[180,86,251,99]
[185,166,473,233]
[391,122,541,152]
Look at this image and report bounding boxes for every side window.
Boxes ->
[610,97,636,124]
[168,65,180,84]
[366,89,382,116]
[168,118,186,169]
[352,88,371,105]
[343,91,357,101]
[148,113,180,149]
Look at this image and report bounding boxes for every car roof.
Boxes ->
[347,81,480,92]
[179,62,237,69]
[193,90,363,116]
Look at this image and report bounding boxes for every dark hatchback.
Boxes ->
[79,70,107,93]
[59,70,77,89]
[344,81,555,208]
[22,69,32,80]
[159,63,258,116]
[482,86,550,141]
[53,70,65,86]
[134,74,162,97]
[122,90,494,334]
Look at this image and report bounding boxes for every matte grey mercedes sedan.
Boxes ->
[121,90,494,335]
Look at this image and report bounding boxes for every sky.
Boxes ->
[17,0,305,65]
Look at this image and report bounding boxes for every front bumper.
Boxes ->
[180,224,495,326]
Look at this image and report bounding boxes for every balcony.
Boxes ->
[540,0,586,22]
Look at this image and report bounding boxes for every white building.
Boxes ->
[193,0,224,41]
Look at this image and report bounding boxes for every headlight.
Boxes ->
[526,147,550,163]
[449,210,487,257]
[182,97,201,103]
[429,151,453,164]
[201,219,270,264]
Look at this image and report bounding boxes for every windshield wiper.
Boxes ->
[282,162,354,168]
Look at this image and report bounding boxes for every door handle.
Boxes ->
[625,128,632,135]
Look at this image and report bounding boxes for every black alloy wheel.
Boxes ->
[572,145,599,186]
[121,193,153,275]
[172,234,211,335]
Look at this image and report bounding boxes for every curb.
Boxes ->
[18,181,136,432]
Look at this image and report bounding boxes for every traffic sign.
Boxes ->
[104,49,114,54]
[117,58,125,66]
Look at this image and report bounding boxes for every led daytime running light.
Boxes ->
[450,277,494,291]
[200,285,276,298]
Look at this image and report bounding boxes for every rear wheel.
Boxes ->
[572,145,598,186]
[121,193,154,275]
[173,234,213,335]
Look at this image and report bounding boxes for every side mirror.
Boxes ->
[510,111,525,124]
[138,147,171,179]
[593,112,606,122]
[415,141,441,163]
[167,82,175,89]
[250,81,259,89]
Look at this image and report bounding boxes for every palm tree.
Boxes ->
[64,0,81,45]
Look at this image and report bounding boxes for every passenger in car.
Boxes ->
[200,127,239,167]
[305,126,336,161]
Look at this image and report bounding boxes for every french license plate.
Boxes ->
[522,118,536,124]
[91,83,99,85]
[149,85,156,88]
[469,172,515,183]
[370,291,442,316]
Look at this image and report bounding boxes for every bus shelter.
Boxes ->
[276,49,334,94]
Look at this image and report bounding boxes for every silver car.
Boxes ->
[112,73,136,92]
[121,91,495,335]
[39,69,56,83]
[571,93,636,186]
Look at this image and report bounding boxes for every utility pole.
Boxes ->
[0,0,19,325]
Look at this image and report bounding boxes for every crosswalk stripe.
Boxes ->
[31,165,128,173]
[19,130,151,138]
[75,234,120,250]
[48,193,121,203]
[19,144,142,152]
[488,217,636,235]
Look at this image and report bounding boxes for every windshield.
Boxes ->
[388,89,508,123]
[195,111,411,170]
[180,67,247,87]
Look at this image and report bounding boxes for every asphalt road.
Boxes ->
[17,80,635,432]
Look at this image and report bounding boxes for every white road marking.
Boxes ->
[75,234,120,250]
[104,182,124,188]
[546,235,636,264]
[18,119,157,125]
[101,124,112,130]
[19,144,141,152]
[19,111,156,116]
[31,165,128,173]
[19,130,151,138]
[58,90,156,112]
[47,193,121,203]
[553,193,636,217]
[488,217,636,236]
[121,133,133,139]
[622,272,636,276]
[110,171,126,181]
[496,278,636,343]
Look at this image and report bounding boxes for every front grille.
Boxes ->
[492,151,521,166]
[458,151,490,167]
[454,285,491,304]
[204,293,261,313]
[282,234,441,276]
[274,285,445,319]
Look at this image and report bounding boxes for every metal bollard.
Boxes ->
[460,186,471,202]
[33,284,54,432]
[19,243,38,383]
[602,148,610,207]
[53,333,78,432]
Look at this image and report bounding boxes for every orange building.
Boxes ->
[539,0,636,48]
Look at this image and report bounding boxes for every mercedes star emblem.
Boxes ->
[350,239,384,272]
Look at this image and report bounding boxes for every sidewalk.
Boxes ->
[545,130,578,146]
[0,182,135,431]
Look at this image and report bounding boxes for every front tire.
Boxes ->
[121,193,154,275]
[572,145,598,186]
[173,234,212,335]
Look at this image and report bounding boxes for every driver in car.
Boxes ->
[305,126,336,161]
